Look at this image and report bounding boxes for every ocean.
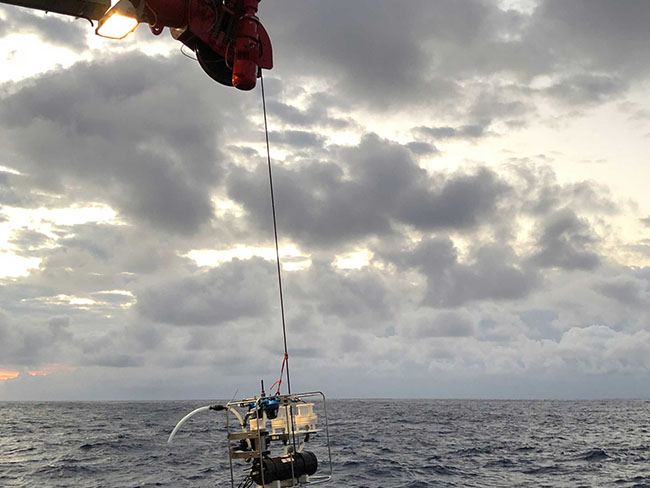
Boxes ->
[2,399,650,487]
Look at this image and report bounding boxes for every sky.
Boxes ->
[1,0,650,400]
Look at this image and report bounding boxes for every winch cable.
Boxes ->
[260,72,292,398]
[260,72,300,480]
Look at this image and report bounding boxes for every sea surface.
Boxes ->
[2,399,650,487]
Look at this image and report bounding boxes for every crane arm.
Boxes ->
[0,0,111,21]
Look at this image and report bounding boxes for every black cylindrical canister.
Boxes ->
[251,451,318,485]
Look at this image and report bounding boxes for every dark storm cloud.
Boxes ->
[0,6,88,50]
[228,134,510,247]
[0,51,233,234]
[136,258,276,326]
[641,216,650,227]
[392,237,539,308]
[530,208,601,271]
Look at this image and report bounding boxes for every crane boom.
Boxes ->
[0,0,110,20]
[0,0,272,89]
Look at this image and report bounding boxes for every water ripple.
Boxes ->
[1,399,650,487]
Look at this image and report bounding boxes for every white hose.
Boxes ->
[229,407,246,429]
[168,405,211,444]
[167,405,247,444]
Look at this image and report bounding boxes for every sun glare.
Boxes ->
[0,252,41,278]
[0,34,81,83]
[332,249,373,270]
[187,245,312,271]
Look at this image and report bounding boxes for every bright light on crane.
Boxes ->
[96,0,140,39]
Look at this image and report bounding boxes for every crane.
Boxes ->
[0,0,273,89]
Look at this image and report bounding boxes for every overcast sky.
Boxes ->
[1,0,650,400]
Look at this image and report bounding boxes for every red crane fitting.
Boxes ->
[232,0,261,90]
[0,0,272,87]
[144,0,188,29]
[141,0,272,89]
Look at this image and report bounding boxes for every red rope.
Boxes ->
[270,353,289,395]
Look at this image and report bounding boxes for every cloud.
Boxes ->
[288,261,393,328]
[0,311,72,367]
[530,208,601,270]
[0,170,54,207]
[510,163,618,217]
[268,130,327,149]
[412,311,475,338]
[0,6,89,50]
[517,309,561,341]
[543,73,627,105]
[406,141,439,156]
[136,258,276,326]
[228,134,510,247]
[396,237,539,308]
[9,228,52,251]
[594,279,648,308]
[260,0,646,119]
[1,1,650,400]
[529,0,650,79]
[0,51,234,234]
[81,354,143,368]
[414,124,490,141]
[263,0,440,109]
[265,97,353,130]
[558,325,650,374]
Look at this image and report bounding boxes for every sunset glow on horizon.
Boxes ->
[0,370,19,381]
[0,364,76,381]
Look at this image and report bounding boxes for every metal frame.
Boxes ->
[225,391,332,487]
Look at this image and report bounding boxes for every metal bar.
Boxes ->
[226,409,235,488]
[0,0,111,20]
